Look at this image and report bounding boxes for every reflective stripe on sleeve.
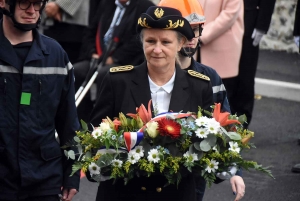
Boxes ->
[212,84,226,94]
[23,66,67,75]
[67,62,73,71]
[0,65,19,73]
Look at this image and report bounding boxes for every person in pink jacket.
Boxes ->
[198,0,244,79]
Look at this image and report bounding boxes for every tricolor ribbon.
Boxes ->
[124,132,144,152]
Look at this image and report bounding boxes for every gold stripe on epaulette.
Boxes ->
[110,65,134,73]
[187,70,210,81]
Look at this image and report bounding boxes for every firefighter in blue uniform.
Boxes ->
[0,0,80,200]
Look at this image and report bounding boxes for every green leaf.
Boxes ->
[71,162,82,176]
[97,154,113,168]
[77,145,83,155]
[206,134,217,147]
[74,136,81,143]
[189,144,204,159]
[238,114,247,124]
[64,150,68,157]
[85,151,92,159]
[80,119,88,131]
[226,132,242,140]
[193,142,201,151]
[200,140,211,152]
[68,150,75,160]
[105,139,110,149]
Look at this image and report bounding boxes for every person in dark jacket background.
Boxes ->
[224,0,276,129]
[41,0,89,64]
[73,0,155,122]
[0,0,80,200]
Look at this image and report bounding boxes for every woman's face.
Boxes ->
[142,29,184,69]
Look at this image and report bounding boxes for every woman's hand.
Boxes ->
[230,175,245,201]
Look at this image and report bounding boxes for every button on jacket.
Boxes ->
[0,20,80,200]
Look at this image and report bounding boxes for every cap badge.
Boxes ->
[154,8,164,18]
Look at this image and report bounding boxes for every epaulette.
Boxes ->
[110,65,134,73]
[187,70,210,81]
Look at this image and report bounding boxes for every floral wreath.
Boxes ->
[64,101,273,187]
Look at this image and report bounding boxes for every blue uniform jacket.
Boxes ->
[0,20,80,200]
[190,58,231,113]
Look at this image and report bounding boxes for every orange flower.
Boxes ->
[113,118,121,132]
[213,103,240,126]
[127,100,152,124]
[157,118,181,138]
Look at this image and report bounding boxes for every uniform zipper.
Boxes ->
[39,79,42,95]
[4,78,7,95]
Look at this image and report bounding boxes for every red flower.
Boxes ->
[157,118,181,138]
[213,103,240,126]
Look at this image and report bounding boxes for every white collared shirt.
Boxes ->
[148,71,176,114]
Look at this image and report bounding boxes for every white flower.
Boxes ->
[228,141,240,153]
[133,146,144,157]
[112,159,123,168]
[99,121,111,132]
[195,116,210,127]
[88,162,100,175]
[147,149,160,163]
[206,119,220,134]
[146,121,159,138]
[183,152,198,162]
[195,128,209,138]
[91,128,103,139]
[205,159,219,173]
[127,151,140,164]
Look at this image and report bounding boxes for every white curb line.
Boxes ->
[255,78,300,102]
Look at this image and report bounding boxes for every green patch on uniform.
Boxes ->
[20,92,31,105]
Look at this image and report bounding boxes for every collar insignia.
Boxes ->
[188,70,210,81]
[110,65,134,73]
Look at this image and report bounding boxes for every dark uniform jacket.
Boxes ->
[80,0,154,65]
[0,21,80,200]
[190,58,230,113]
[244,0,276,36]
[89,62,213,201]
[295,0,300,36]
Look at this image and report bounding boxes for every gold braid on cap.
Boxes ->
[138,18,151,28]
[165,20,185,29]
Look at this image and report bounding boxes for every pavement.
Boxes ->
[73,50,300,201]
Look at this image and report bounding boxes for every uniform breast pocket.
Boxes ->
[36,76,62,128]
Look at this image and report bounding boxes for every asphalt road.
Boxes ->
[73,50,300,201]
